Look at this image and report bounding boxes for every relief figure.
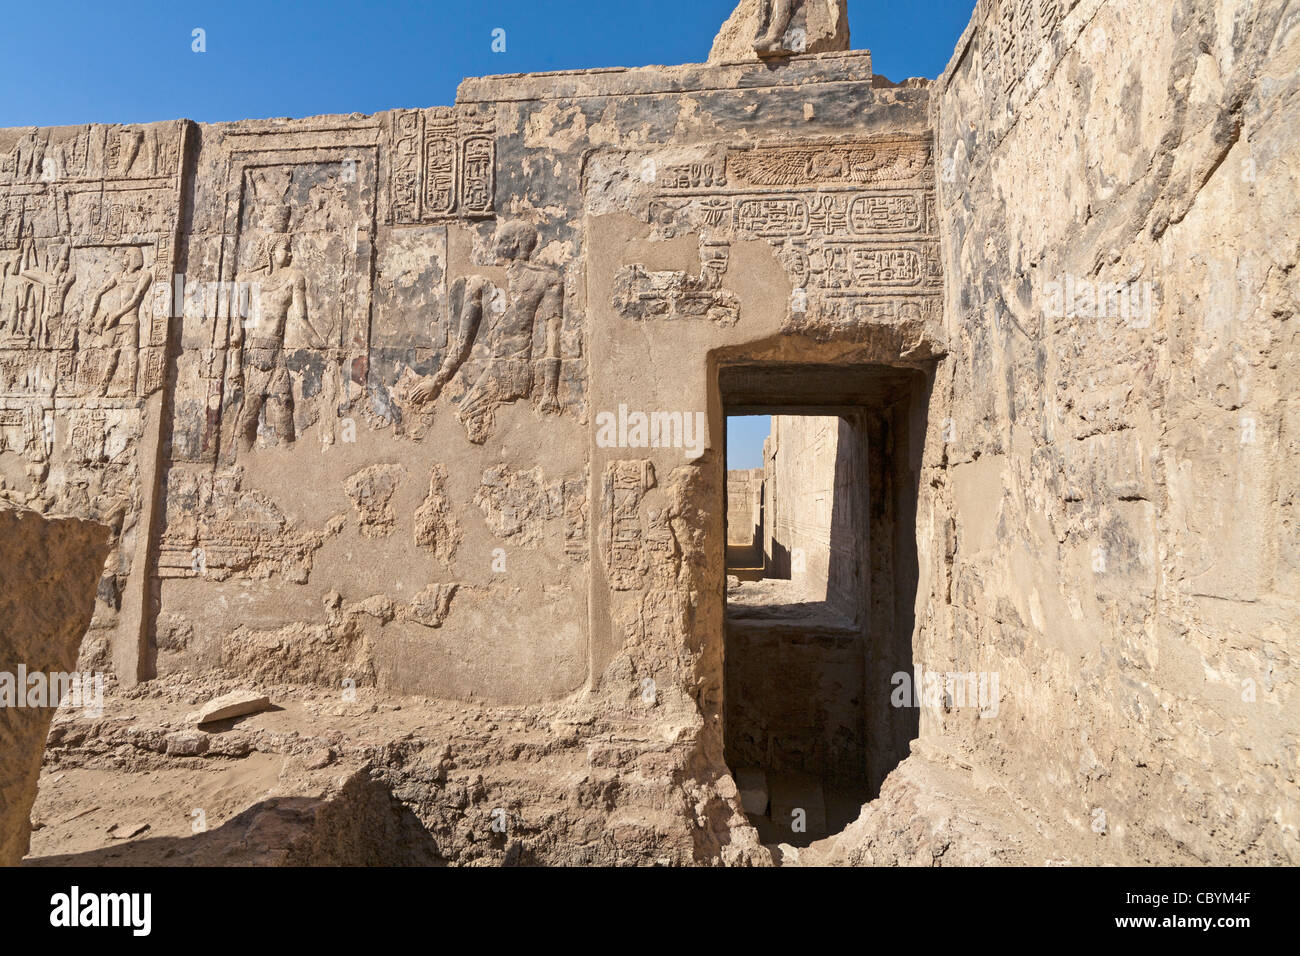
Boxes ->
[410,222,562,443]
[87,246,151,395]
[230,234,324,450]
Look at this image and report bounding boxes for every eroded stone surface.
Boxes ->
[0,510,109,866]
[921,0,1300,866]
[709,0,851,61]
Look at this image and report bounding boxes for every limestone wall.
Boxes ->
[3,0,1290,867]
[0,44,943,734]
[767,414,863,615]
[0,121,187,681]
[726,467,763,551]
[928,0,1299,863]
[0,510,109,865]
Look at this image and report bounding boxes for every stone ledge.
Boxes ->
[457,51,872,103]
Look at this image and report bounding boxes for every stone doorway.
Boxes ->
[720,364,926,846]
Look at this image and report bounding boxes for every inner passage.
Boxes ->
[722,366,924,847]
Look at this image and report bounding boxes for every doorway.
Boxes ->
[721,364,926,846]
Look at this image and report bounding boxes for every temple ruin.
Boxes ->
[1,0,1296,865]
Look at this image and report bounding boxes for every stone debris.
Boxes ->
[186,691,272,727]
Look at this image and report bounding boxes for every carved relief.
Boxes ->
[612,235,740,326]
[387,106,495,224]
[0,120,183,658]
[0,122,182,186]
[561,474,588,562]
[229,232,320,450]
[0,131,178,582]
[722,139,932,190]
[406,221,565,444]
[476,464,587,559]
[635,134,940,328]
[0,240,74,349]
[344,463,406,537]
[179,147,377,466]
[84,246,151,396]
[403,582,460,629]
[0,175,178,401]
[414,464,461,565]
[979,0,1069,124]
[0,402,55,514]
[157,468,331,583]
[602,460,656,591]
[661,162,727,190]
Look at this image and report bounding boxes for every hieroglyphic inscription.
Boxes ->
[156,467,329,583]
[978,0,1070,123]
[723,139,931,189]
[460,134,495,216]
[474,464,588,561]
[661,162,727,190]
[613,236,740,325]
[645,134,941,322]
[603,459,656,591]
[387,107,496,224]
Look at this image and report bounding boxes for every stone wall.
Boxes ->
[0,510,108,865]
[767,414,862,615]
[925,0,1299,863]
[0,16,944,856]
[4,0,1293,867]
[0,121,187,682]
[726,467,763,551]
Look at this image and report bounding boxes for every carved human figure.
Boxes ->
[20,242,76,348]
[409,273,494,406]
[752,0,797,55]
[14,414,53,513]
[88,246,150,395]
[15,128,47,181]
[409,222,563,441]
[1,238,47,342]
[115,128,144,176]
[461,223,563,440]
[0,247,26,338]
[231,234,324,450]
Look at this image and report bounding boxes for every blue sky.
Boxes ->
[729,416,771,470]
[0,0,977,127]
